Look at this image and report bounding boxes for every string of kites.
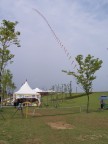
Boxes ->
[33,8,77,70]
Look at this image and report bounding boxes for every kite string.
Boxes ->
[33,8,85,91]
[33,8,59,41]
[33,8,77,70]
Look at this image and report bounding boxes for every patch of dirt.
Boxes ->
[0,140,8,144]
[47,121,75,130]
[78,134,103,141]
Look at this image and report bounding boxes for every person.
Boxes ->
[100,99,104,109]
[14,100,17,108]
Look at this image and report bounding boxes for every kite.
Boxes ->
[33,8,77,69]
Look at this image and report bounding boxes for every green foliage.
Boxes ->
[0,19,20,95]
[0,20,20,71]
[62,54,103,112]
[1,69,16,98]
[68,54,102,94]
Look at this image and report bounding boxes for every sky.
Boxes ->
[0,0,108,92]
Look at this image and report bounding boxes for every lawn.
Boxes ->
[0,92,108,144]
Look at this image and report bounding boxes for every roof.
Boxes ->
[99,96,108,100]
[33,88,43,92]
[14,81,36,95]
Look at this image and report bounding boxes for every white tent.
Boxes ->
[13,81,41,105]
[33,88,49,96]
[33,88,43,93]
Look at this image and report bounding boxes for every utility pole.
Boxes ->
[69,81,72,97]
[76,87,77,93]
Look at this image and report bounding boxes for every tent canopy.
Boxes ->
[13,81,41,105]
[33,88,43,93]
[14,81,36,95]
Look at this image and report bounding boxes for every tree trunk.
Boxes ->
[87,94,89,113]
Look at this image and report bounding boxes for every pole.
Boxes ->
[76,87,77,93]
[70,81,72,97]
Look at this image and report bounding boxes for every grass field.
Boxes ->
[0,92,108,144]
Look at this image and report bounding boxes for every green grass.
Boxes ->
[0,92,108,144]
[42,92,108,110]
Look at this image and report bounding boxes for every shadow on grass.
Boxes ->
[65,92,92,100]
